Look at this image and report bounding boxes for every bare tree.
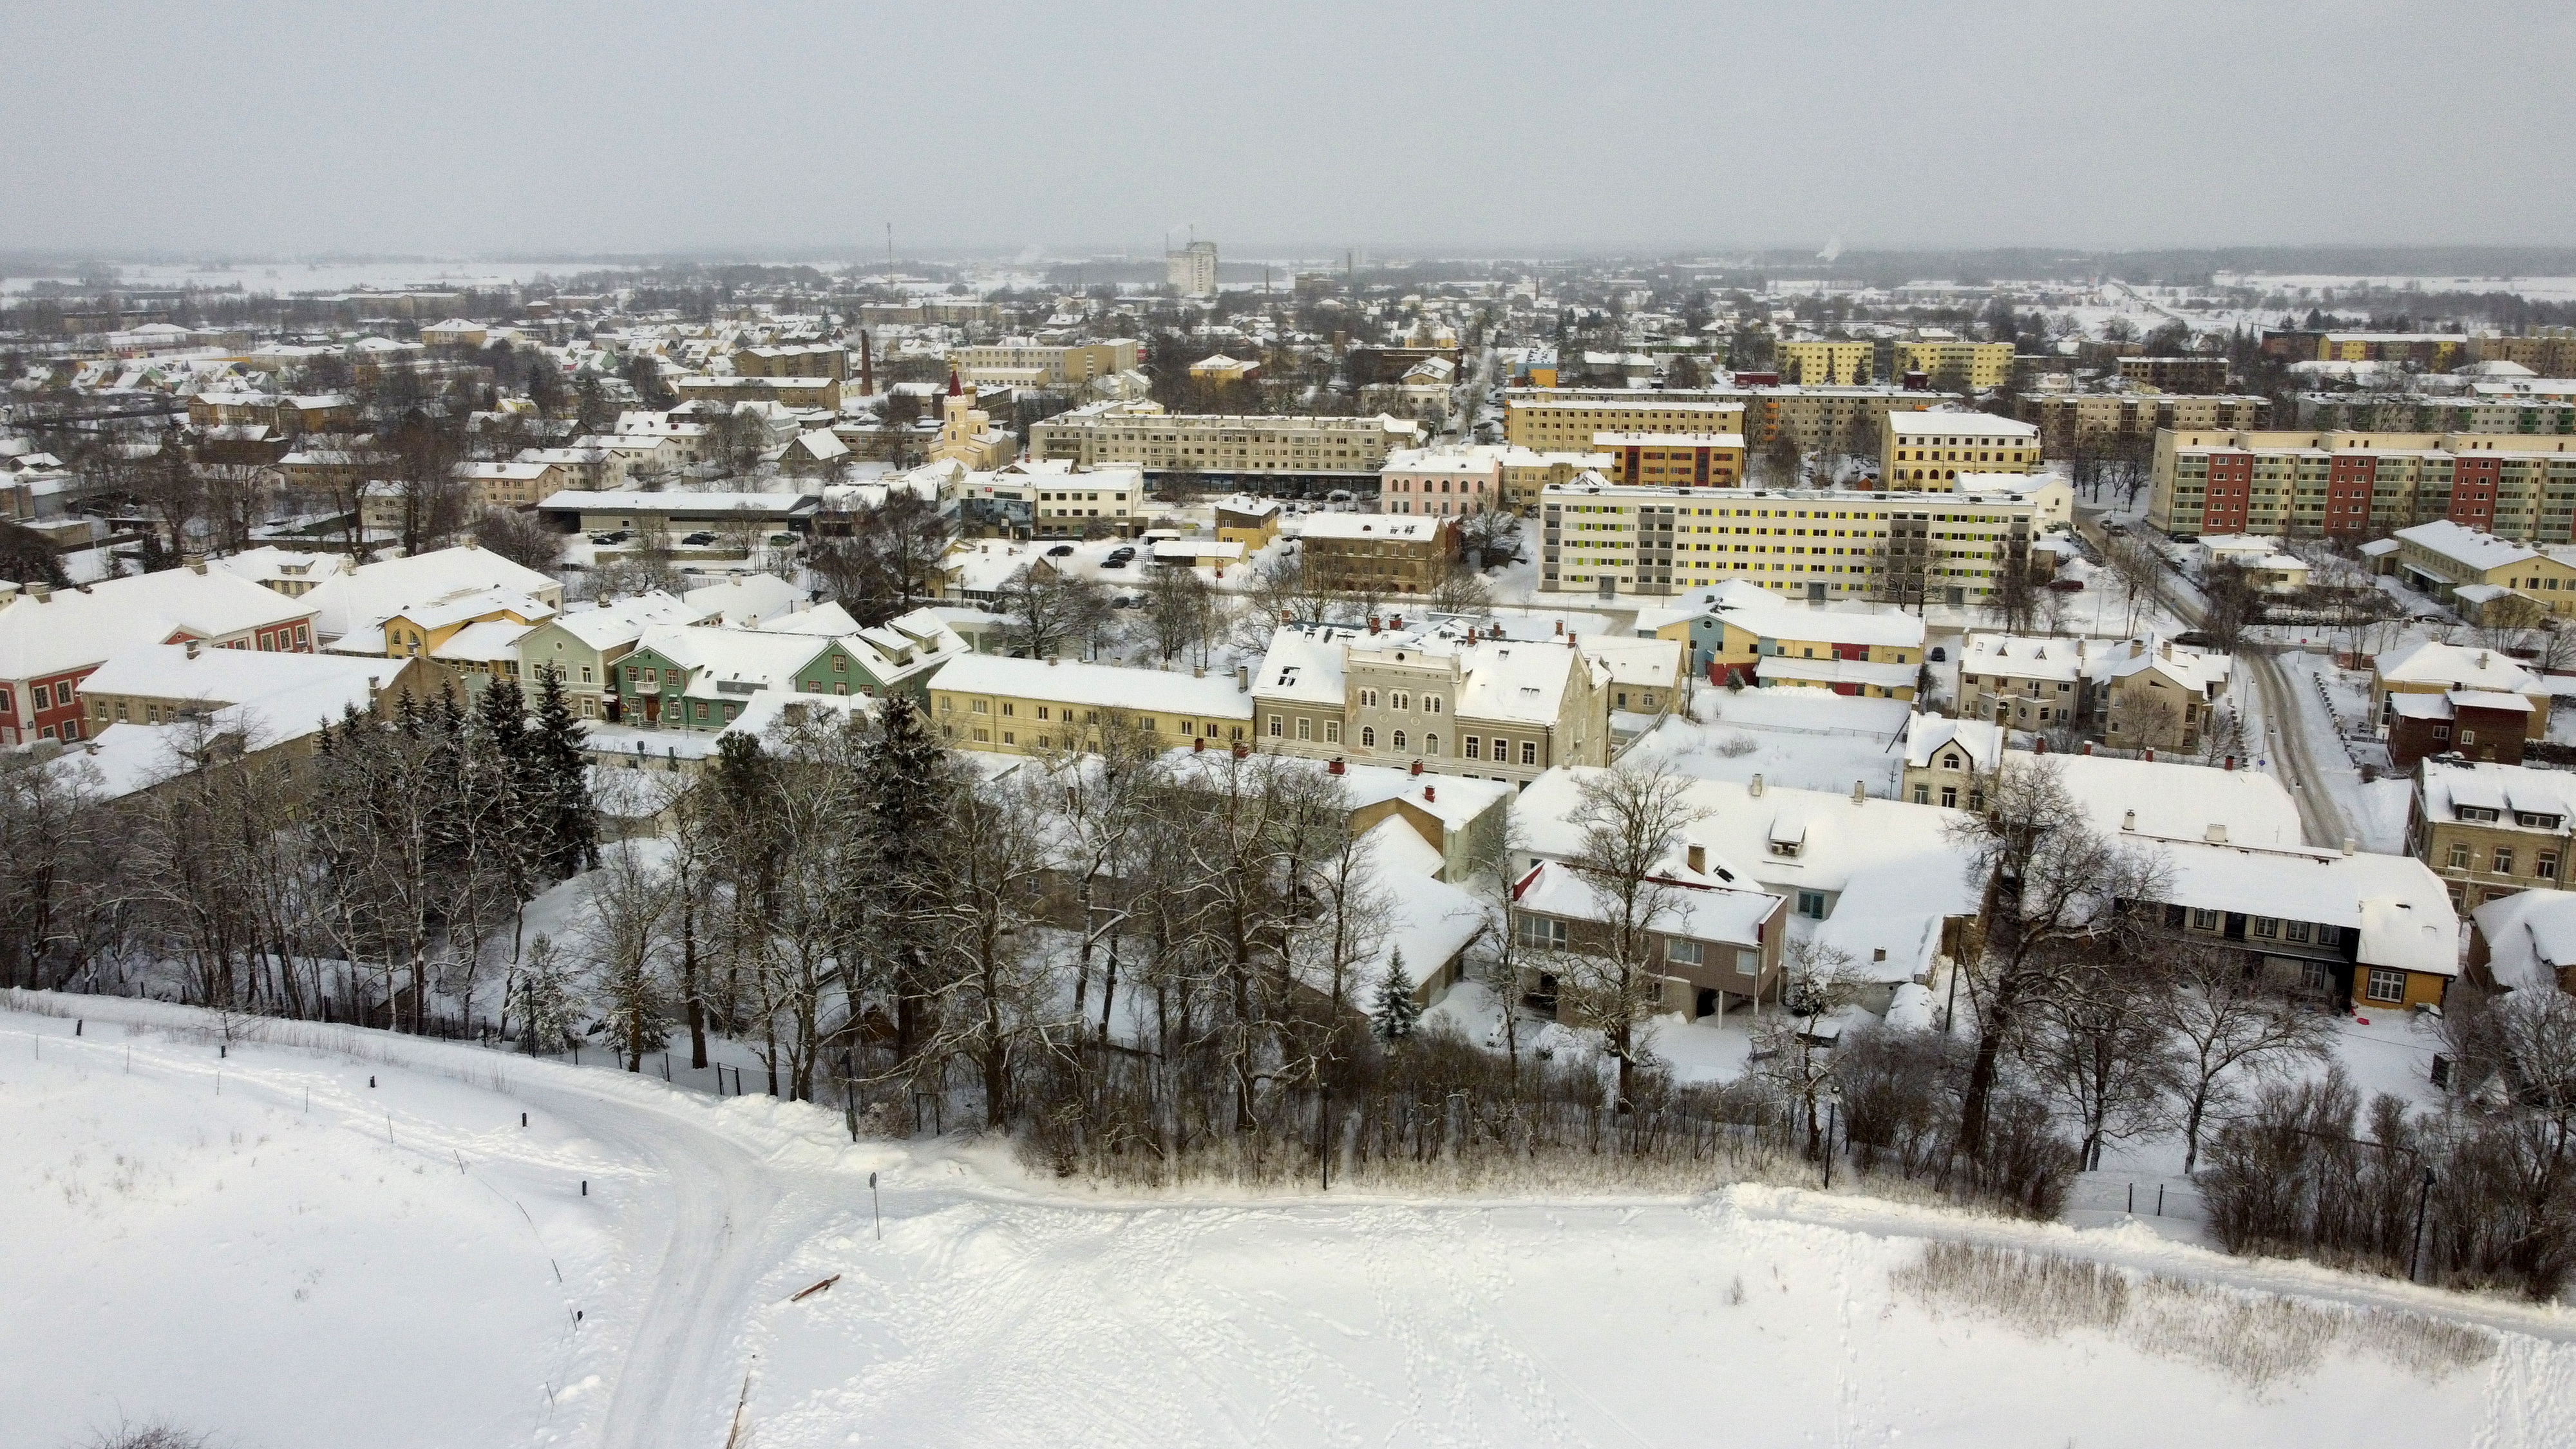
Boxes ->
[578,842,677,1072]
[1751,940,1859,1153]
[473,506,565,574]
[2157,942,2334,1172]
[996,562,1110,660]
[2018,963,2177,1170]
[1557,761,1705,1112]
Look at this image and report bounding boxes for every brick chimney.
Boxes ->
[1422,784,1435,802]
[1687,843,1705,873]
[1327,756,1344,774]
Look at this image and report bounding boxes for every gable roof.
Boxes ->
[0,571,317,681]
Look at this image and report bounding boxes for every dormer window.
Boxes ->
[2515,811,2562,829]
[2458,805,2500,822]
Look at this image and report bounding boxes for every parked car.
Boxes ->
[1104,546,1137,566]
[1046,544,1075,557]
[681,531,718,546]
[1927,646,1947,662]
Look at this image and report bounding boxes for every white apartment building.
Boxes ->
[1539,476,2070,602]
[1168,240,1219,297]
[1880,411,2043,488]
[949,339,1141,390]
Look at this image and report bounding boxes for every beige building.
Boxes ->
[2370,640,2552,743]
[1249,621,1614,784]
[1497,447,1611,511]
[929,654,1253,755]
[951,340,1141,391]
[1029,401,1421,478]
[2410,758,2576,911]
[2385,519,2576,618]
[2015,392,2270,458]
[1880,411,2041,488]
[731,344,847,381]
[1900,714,2003,810]
[1503,397,1747,453]
[1889,338,2016,392]
[672,374,841,412]
[1539,477,2067,602]
[1502,385,1957,457]
[1779,340,1874,386]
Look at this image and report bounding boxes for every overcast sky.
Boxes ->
[6,0,2573,260]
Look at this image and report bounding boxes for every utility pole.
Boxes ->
[2410,1167,2436,1282]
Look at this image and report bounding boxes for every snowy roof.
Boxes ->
[1756,656,1918,690]
[1251,626,1356,708]
[432,620,535,663]
[1513,859,1778,949]
[752,601,861,637]
[1903,713,2003,770]
[2130,835,2459,975]
[1299,513,1448,542]
[684,573,804,627]
[1352,817,1486,993]
[2418,759,2576,829]
[299,546,560,645]
[538,490,815,517]
[2375,639,2543,695]
[0,571,318,682]
[385,586,555,632]
[1574,634,1685,688]
[1960,632,2083,682]
[934,655,1255,720]
[2358,538,2403,558]
[2392,519,2540,573]
[1884,411,2040,439]
[2449,689,2535,714]
[2059,753,2306,848]
[632,625,828,699]
[540,591,712,649]
[2472,889,2576,991]
[78,644,400,712]
[1693,582,1926,650]
[2092,634,2232,692]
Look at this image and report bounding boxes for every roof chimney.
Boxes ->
[2476,650,2491,669]
[28,582,50,603]
[1193,736,1205,752]
[1410,759,1423,776]
[1422,784,1435,802]
[1235,663,1249,692]
[2122,809,2136,831]
[1853,780,1866,804]
[1327,755,1345,775]
[2343,837,2358,855]
[184,639,200,660]
[1749,773,1765,797]
[2130,638,2145,658]
[1553,620,1564,636]
[2204,824,2228,844]
[1687,843,1706,874]
[2161,639,2173,660]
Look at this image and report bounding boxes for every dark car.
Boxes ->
[1928,646,1947,663]
[681,531,718,546]
[1104,546,1137,567]
[1046,544,1075,557]
[2047,578,2085,592]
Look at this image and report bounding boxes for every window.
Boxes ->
[2494,847,2517,875]
[1520,741,1537,766]
[1425,695,1443,714]
[1360,689,1378,708]
[1361,727,1376,748]
[30,685,46,709]
[2286,921,2312,943]
[1666,939,1704,965]
[2253,916,2278,938]
[1797,891,1826,918]
[971,699,988,714]
[1940,786,1958,808]
[1519,916,1567,950]
[1001,702,1015,717]
[2448,842,2473,869]
[2191,908,2221,930]
[1466,737,1481,759]
[1392,730,1408,751]
[2541,851,2561,881]
[1267,714,1283,737]
[1324,721,1340,744]
[2365,968,2406,1005]
[1392,692,1410,711]
[1296,717,1311,741]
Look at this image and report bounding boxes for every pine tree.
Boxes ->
[517,934,580,1054]
[864,693,956,1059]
[528,662,596,878]
[1372,949,1421,1045]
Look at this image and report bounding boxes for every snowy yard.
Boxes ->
[1622,688,1913,799]
[10,994,2574,1449]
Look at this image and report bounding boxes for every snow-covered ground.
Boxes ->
[12,992,2575,1449]
[1622,688,1912,798]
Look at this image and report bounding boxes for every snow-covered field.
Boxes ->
[10,994,2576,1449]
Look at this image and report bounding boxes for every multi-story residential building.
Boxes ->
[1248,620,1613,785]
[2468,330,2576,376]
[1900,713,2003,810]
[1880,411,2041,488]
[2148,429,2576,542]
[1212,498,1282,549]
[1029,468,1144,539]
[1596,432,1746,489]
[78,644,412,735]
[2409,759,2576,910]
[2015,392,2270,458]
[950,340,1141,391]
[1509,857,1788,1019]
[2260,330,2470,370]
[2117,355,2230,392]
[672,374,841,412]
[1166,240,1218,298]
[2127,829,2458,1011]
[454,460,566,511]
[1886,337,2016,392]
[2293,388,2576,436]
[930,654,1251,755]
[1502,384,1957,457]
[1779,340,1874,386]
[1957,633,2086,734]
[1028,401,1421,482]
[187,391,359,433]
[0,565,321,744]
[1958,631,2231,752]
[2385,519,2576,618]
[1539,477,2067,603]
[1683,579,1926,695]
[1379,446,1502,516]
[730,343,847,380]
[1502,397,1748,452]
[2370,639,2551,746]
[1299,513,1457,593]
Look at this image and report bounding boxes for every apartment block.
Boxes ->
[2468,330,2576,376]
[1502,385,1955,457]
[1502,397,1747,452]
[1029,401,1421,478]
[929,654,1252,755]
[1596,432,1747,489]
[2150,429,2576,542]
[2016,392,2271,457]
[2260,331,2469,370]
[950,339,1141,390]
[672,373,841,412]
[731,344,848,380]
[2293,390,2576,436]
[2117,356,2230,392]
[1880,411,2041,488]
[1886,338,2015,392]
[2410,759,2576,910]
[1300,513,1457,593]
[1779,340,1873,386]
[1249,620,1613,784]
[1538,476,2066,601]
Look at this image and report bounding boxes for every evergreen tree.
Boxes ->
[517,933,580,1053]
[1372,949,1421,1045]
[863,693,956,1059]
[528,663,597,878]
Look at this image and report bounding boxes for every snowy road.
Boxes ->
[13,992,2576,1449]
